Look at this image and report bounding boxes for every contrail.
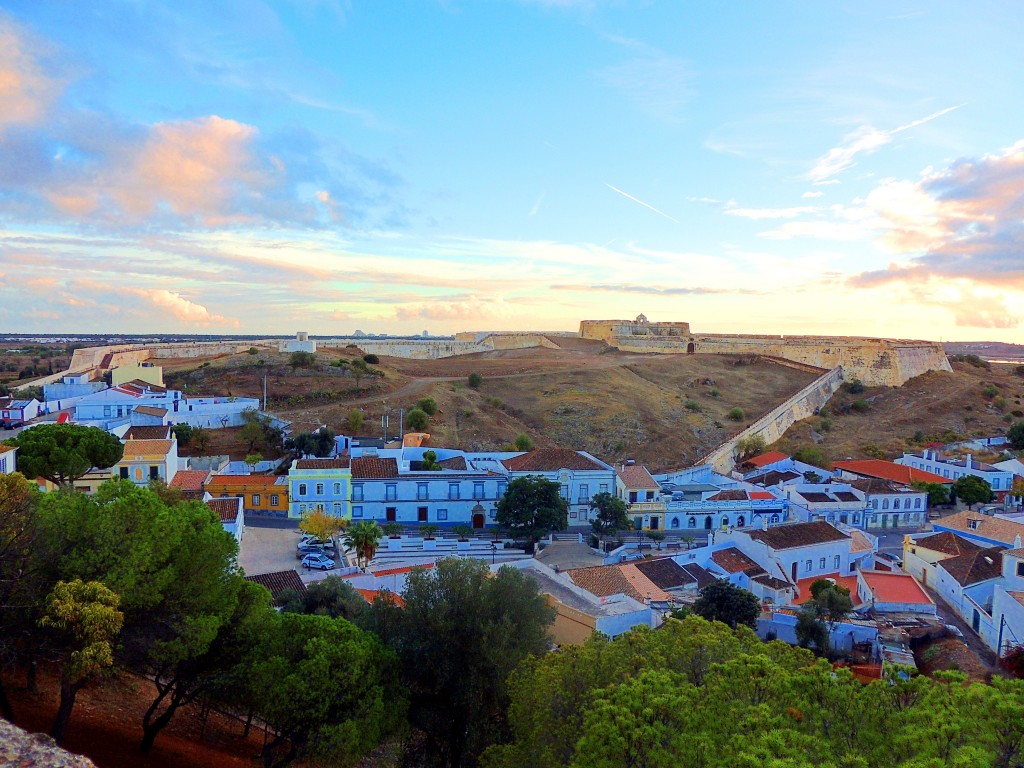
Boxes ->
[605,183,679,224]
[892,104,962,134]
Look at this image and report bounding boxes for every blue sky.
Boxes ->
[1,1,1022,339]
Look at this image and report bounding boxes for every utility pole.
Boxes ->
[262,370,268,411]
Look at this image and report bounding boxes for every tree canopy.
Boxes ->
[692,579,761,629]
[589,491,629,538]
[954,474,994,509]
[911,480,951,507]
[11,423,123,486]
[291,428,336,458]
[1010,421,1024,450]
[495,476,568,544]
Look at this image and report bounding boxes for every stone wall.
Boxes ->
[700,366,846,473]
[579,320,951,387]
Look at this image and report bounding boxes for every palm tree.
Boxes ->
[343,521,383,569]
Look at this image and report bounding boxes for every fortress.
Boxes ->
[579,316,951,387]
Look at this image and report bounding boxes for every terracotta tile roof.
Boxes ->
[1008,591,1024,609]
[938,546,1005,586]
[206,497,241,522]
[711,547,764,575]
[746,521,850,550]
[634,557,694,589]
[744,451,790,468]
[133,405,168,417]
[1002,548,1024,559]
[207,474,286,488]
[124,425,173,440]
[749,490,776,500]
[372,563,435,577]
[354,588,405,608]
[619,564,674,602]
[912,531,984,557]
[438,456,467,470]
[707,489,748,501]
[502,448,605,472]
[169,469,210,493]
[752,573,791,591]
[245,570,306,602]
[938,511,1024,547]
[848,478,917,495]
[747,469,801,486]
[295,457,350,470]
[849,530,874,554]
[801,492,836,503]
[679,563,717,589]
[616,464,660,490]
[834,459,951,486]
[120,439,173,457]
[351,457,400,479]
[860,571,933,606]
[793,574,862,607]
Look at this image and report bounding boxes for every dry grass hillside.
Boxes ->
[162,340,818,472]
[772,359,1024,467]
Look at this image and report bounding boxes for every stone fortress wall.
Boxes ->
[579,316,951,387]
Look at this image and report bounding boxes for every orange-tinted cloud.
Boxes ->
[0,15,62,132]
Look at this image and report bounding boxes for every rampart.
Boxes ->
[579,320,951,387]
[320,333,560,359]
[701,366,847,474]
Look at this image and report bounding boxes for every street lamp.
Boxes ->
[490,541,497,564]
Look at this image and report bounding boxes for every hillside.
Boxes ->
[772,359,1024,467]
[162,340,818,472]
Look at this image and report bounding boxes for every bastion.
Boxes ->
[579,316,951,387]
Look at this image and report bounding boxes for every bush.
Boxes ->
[416,397,438,416]
[727,407,745,421]
[248,347,258,355]
[818,417,832,432]
[406,408,429,431]
[1015,365,1024,378]
[684,399,702,412]
[363,354,380,364]
[347,408,364,432]
[468,372,483,389]
[793,445,829,469]
[983,383,999,399]
[950,353,990,369]
[736,435,766,459]
[514,433,533,451]
[709,388,720,398]
[172,423,194,446]
[290,351,317,369]
[846,379,865,394]
[851,399,870,413]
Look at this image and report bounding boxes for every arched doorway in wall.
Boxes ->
[687,342,696,354]
[704,516,713,530]
[472,504,485,529]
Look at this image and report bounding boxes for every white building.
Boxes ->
[278,332,316,354]
[0,443,16,475]
[502,449,618,527]
[896,449,1015,497]
[0,398,41,427]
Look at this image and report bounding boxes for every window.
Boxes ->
[353,484,364,501]
[915,498,922,509]
[386,484,397,501]
[449,482,460,500]
[352,505,363,518]
[119,466,129,479]
[600,483,609,494]
[834,555,841,569]
[819,557,826,569]
[646,491,656,501]
[893,498,900,510]
[316,483,324,495]
[570,510,577,519]
[1017,562,1024,577]
[418,507,428,522]
[578,484,589,503]
[805,560,812,572]
[253,494,261,506]
[149,466,159,479]
[560,485,569,500]
[417,482,429,500]
[333,503,341,515]
[333,482,341,494]
[497,482,507,497]
[438,508,448,521]
[629,491,638,503]
[103,405,111,417]
[882,498,889,509]
[872,499,878,509]
[298,504,306,513]
[474,481,485,500]
[673,518,681,529]
[687,517,696,528]
[968,519,979,530]
[771,515,779,524]
[270,494,279,506]
[299,483,307,496]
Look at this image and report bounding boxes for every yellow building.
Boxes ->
[615,463,667,531]
[115,438,178,486]
[206,474,290,518]
[111,362,164,388]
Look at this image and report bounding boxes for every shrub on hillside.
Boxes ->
[363,354,380,364]
[727,407,745,421]
[851,399,870,413]
[468,372,483,389]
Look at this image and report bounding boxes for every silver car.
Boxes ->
[301,552,336,571]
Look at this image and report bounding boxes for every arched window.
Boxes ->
[771,515,779,524]
[915,498,922,509]
[882,498,890,509]
[672,517,680,529]
[687,517,696,528]
[737,516,745,528]
[704,516,713,530]
[893,498,900,510]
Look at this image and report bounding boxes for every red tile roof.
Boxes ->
[372,563,435,577]
[749,490,776,500]
[502,449,605,472]
[744,451,790,468]
[707,490,748,502]
[169,469,210,493]
[912,531,983,558]
[938,546,1005,586]
[207,474,286,488]
[120,439,174,457]
[615,464,660,490]
[438,456,467,470]
[245,570,306,602]
[711,547,763,575]
[746,521,850,550]
[354,588,405,608]
[567,563,671,603]
[859,571,933,606]
[124,425,173,440]
[351,457,400,479]
[833,459,951,486]
[793,574,862,607]
[206,497,241,522]
[133,405,168,417]
[295,457,350,470]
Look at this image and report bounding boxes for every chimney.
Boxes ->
[967,454,973,468]
[762,517,769,531]
[1015,535,1022,549]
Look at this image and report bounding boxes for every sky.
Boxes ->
[0,1,1023,340]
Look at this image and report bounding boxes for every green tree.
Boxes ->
[954,474,994,509]
[735,434,766,460]
[372,558,553,767]
[468,372,483,389]
[240,420,264,451]
[514,433,534,451]
[349,357,370,389]
[912,481,952,507]
[347,408,364,432]
[727,406,745,421]
[248,612,405,768]
[191,426,210,453]
[344,520,383,569]
[171,423,193,447]
[289,351,316,369]
[648,531,666,550]
[1008,421,1024,451]
[406,407,430,431]
[691,580,761,629]
[420,523,439,539]
[793,444,829,469]
[292,428,336,458]
[279,576,365,620]
[416,396,439,416]
[245,452,263,470]
[420,449,442,470]
[495,476,568,548]
[589,491,629,538]
[40,579,124,744]
[11,424,123,486]
[796,580,853,656]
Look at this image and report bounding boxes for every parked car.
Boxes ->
[302,552,336,571]
[296,543,325,559]
[945,624,968,645]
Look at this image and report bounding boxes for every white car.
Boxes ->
[301,552,336,571]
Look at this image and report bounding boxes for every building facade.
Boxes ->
[287,458,351,519]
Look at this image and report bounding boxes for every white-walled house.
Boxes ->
[615,463,666,531]
[74,382,182,429]
[0,398,41,427]
[846,479,928,530]
[0,443,16,475]
[114,437,178,486]
[780,484,868,527]
[896,449,1015,498]
[502,449,618,527]
[903,531,985,590]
